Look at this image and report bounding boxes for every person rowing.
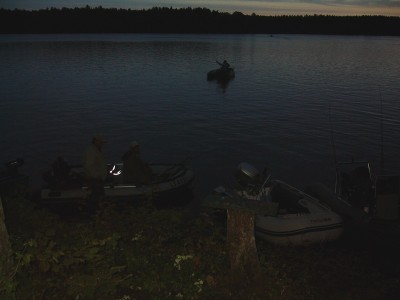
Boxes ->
[216,59,230,70]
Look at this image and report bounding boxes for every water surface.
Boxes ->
[1,34,399,200]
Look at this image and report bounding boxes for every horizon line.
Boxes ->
[1,5,399,18]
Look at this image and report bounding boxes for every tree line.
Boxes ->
[0,6,399,35]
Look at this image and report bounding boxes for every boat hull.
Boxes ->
[254,180,344,246]
[256,212,344,246]
[40,163,194,207]
[207,68,235,81]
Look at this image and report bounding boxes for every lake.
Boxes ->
[1,33,400,201]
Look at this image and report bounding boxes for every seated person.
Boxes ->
[52,156,71,181]
[42,156,71,187]
[217,59,230,70]
[122,141,152,185]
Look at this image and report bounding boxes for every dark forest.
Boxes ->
[0,6,400,35]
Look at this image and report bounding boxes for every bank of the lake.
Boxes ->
[1,187,399,299]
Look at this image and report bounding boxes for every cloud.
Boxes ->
[1,0,399,15]
[199,0,400,15]
[311,0,400,8]
[227,0,400,8]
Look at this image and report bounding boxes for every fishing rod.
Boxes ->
[379,86,385,175]
[328,102,337,167]
[328,101,339,193]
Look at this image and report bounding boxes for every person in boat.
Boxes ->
[216,60,230,70]
[122,141,152,185]
[52,156,71,182]
[42,156,70,186]
[84,134,108,201]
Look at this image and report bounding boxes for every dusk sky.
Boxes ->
[0,0,399,16]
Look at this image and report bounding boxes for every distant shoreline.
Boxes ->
[1,6,400,36]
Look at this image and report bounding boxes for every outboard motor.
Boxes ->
[1,158,24,180]
[235,163,260,187]
[4,158,24,176]
[0,158,28,197]
[235,162,271,198]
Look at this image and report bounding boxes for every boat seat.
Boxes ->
[270,185,309,214]
[52,157,71,181]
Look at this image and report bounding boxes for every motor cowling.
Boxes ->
[234,162,263,192]
[4,158,24,176]
[234,162,273,199]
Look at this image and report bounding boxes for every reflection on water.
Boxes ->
[0,34,400,200]
[217,78,233,93]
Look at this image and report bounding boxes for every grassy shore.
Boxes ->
[2,190,400,300]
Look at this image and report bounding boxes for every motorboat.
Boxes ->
[302,160,375,228]
[334,160,375,212]
[307,159,399,222]
[305,159,400,245]
[209,163,344,246]
[40,159,194,207]
[254,181,344,246]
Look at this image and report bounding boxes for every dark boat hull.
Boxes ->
[40,163,194,207]
[207,68,235,81]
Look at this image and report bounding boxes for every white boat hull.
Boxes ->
[256,212,344,246]
[252,180,344,246]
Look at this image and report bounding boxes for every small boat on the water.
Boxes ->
[40,159,194,207]
[305,159,400,243]
[332,159,400,221]
[207,67,235,81]
[306,159,396,221]
[335,160,375,212]
[209,163,344,246]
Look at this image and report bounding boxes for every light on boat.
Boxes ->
[109,164,122,175]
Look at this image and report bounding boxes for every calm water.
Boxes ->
[1,34,400,201]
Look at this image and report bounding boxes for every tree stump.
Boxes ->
[203,190,278,278]
[227,209,260,276]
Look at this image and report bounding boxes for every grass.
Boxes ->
[1,187,400,300]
